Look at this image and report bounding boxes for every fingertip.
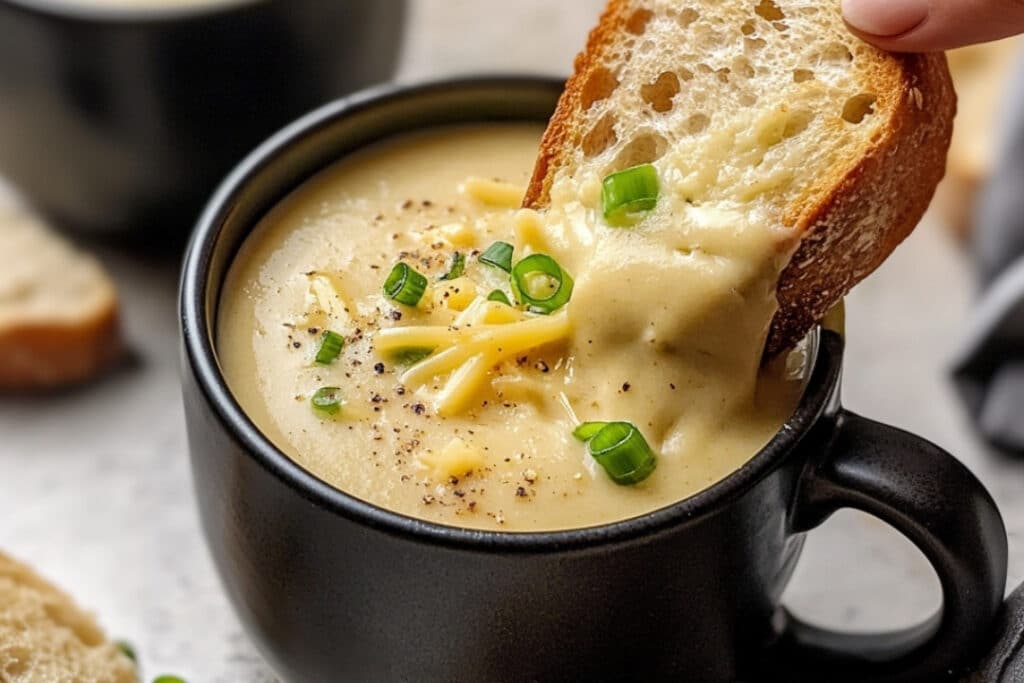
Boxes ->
[842,0,929,38]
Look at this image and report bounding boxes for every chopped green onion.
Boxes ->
[314,330,345,365]
[152,677,187,683]
[479,241,514,272]
[602,164,660,226]
[510,253,574,314]
[311,387,343,417]
[439,252,466,281]
[115,640,136,664]
[572,422,609,442]
[487,290,511,305]
[388,347,435,366]
[384,263,428,306]
[583,421,657,485]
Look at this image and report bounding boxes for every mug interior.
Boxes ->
[181,77,841,551]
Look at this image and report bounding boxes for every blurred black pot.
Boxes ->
[0,0,406,245]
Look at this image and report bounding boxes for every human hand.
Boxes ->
[842,0,1024,51]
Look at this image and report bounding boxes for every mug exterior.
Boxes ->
[180,79,1007,683]
[0,0,406,241]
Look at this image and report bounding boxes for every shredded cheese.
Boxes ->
[434,351,498,416]
[302,273,351,331]
[375,300,571,416]
[432,277,478,311]
[417,437,486,480]
[439,222,478,246]
[462,177,526,207]
[512,208,551,255]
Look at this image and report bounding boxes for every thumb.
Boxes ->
[842,0,1024,52]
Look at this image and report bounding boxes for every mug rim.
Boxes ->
[180,75,842,553]
[0,0,263,22]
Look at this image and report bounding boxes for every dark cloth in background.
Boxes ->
[953,51,1024,455]
[962,584,1024,682]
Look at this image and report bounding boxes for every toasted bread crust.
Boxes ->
[525,0,632,210]
[769,51,954,355]
[524,0,955,357]
[0,306,121,390]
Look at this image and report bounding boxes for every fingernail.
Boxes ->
[842,0,929,37]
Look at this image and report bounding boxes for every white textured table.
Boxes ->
[2,2,1020,680]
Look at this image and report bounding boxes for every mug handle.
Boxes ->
[763,409,1008,682]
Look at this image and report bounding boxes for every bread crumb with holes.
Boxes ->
[0,550,137,683]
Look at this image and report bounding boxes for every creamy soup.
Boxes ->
[218,124,805,532]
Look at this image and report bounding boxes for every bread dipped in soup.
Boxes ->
[217,0,953,531]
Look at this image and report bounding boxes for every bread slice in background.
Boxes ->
[0,209,121,390]
[525,0,955,356]
[937,37,1021,239]
[0,550,136,683]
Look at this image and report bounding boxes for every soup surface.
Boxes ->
[218,124,805,531]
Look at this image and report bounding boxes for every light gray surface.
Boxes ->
[1,2,1020,680]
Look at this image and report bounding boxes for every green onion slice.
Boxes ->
[115,641,137,664]
[439,251,466,281]
[315,330,345,365]
[572,422,609,442]
[152,677,187,683]
[479,241,514,272]
[311,387,343,417]
[487,289,511,305]
[384,263,428,306]
[584,421,657,485]
[388,347,435,366]
[602,164,660,226]
[510,253,574,314]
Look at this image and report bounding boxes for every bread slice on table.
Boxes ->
[0,551,137,683]
[524,0,955,357]
[0,209,121,389]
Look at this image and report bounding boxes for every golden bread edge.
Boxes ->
[0,305,122,390]
[524,0,629,210]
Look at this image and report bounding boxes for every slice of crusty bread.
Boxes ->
[524,0,955,356]
[0,551,137,683]
[0,209,121,389]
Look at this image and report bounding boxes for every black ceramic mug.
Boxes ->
[180,78,1009,683]
[0,0,405,242]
